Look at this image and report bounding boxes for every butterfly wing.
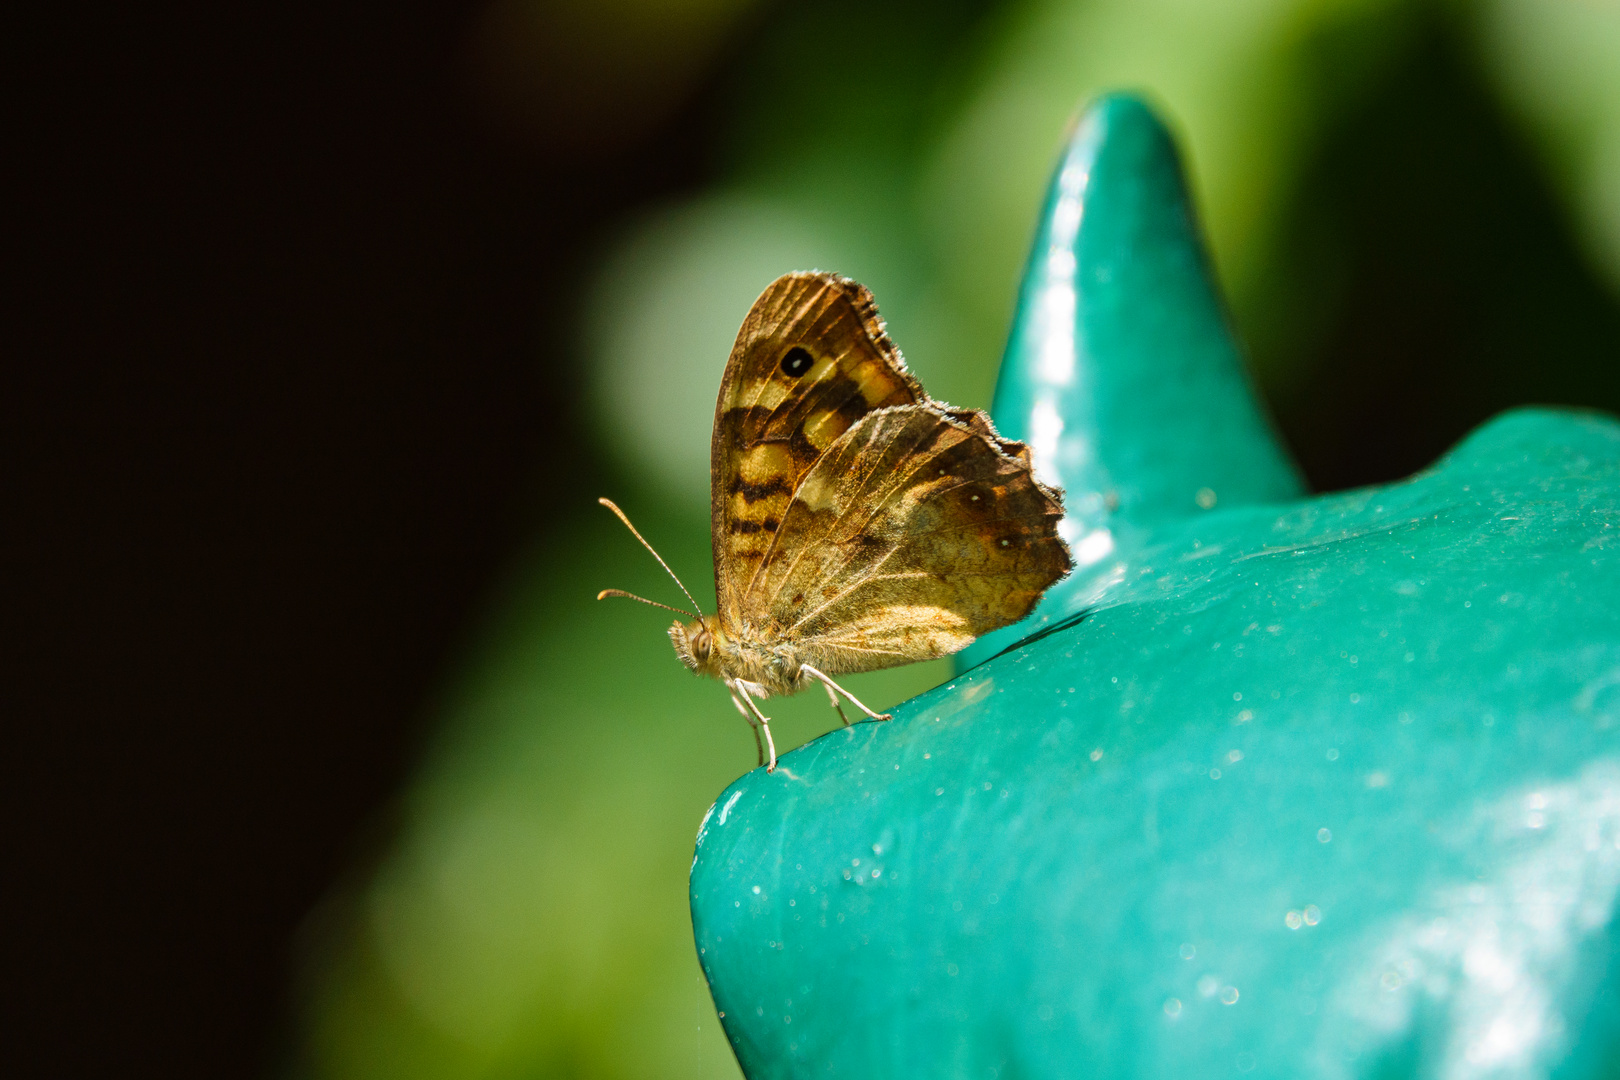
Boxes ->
[711,272,922,624]
[739,403,1071,673]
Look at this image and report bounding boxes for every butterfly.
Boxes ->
[600,271,1071,771]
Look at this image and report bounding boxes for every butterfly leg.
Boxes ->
[800,664,892,722]
[729,679,779,772]
[729,690,766,767]
[822,680,852,727]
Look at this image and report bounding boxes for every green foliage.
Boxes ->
[298,501,942,1078]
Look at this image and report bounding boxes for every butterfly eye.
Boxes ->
[779,346,813,377]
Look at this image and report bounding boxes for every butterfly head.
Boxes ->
[670,616,727,677]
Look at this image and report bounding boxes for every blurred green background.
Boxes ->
[290,1,1620,1077]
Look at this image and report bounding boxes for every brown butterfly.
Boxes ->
[600,271,1071,771]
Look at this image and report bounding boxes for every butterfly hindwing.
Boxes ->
[737,404,1070,673]
[711,273,922,624]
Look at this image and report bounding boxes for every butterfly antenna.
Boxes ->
[595,589,695,618]
[597,497,705,616]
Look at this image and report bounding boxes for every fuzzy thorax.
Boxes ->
[669,616,807,698]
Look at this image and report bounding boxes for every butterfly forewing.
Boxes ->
[711,273,922,624]
[705,270,1072,683]
[739,404,1070,673]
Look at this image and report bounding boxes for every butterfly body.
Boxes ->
[603,272,1072,771]
[670,616,810,699]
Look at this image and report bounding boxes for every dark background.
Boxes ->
[9,2,1620,1077]
[10,2,718,1074]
